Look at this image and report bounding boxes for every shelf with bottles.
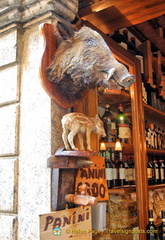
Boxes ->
[144,103,165,128]
[104,142,134,154]
[102,148,136,192]
[108,186,136,195]
[148,184,165,190]
[98,88,131,110]
[147,154,165,189]
[99,98,132,150]
[147,149,165,155]
[140,40,165,115]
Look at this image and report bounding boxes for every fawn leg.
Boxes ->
[86,128,92,151]
[62,128,70,150]
[77,133,85,151]
[68,130,79,151]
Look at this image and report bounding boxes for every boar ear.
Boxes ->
[57,21,75,40]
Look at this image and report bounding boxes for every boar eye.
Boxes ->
[86,38,97,46]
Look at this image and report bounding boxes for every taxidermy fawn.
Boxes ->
[61,112,106,151]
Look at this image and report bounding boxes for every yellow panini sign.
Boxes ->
[75,156,109,201]
[40,206,92,240]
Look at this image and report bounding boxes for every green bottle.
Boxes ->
[115,103,131,144]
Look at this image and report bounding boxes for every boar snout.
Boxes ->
[119,75,135,88]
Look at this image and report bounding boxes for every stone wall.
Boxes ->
[0,1,78,239]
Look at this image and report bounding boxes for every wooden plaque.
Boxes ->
[40,206,92,240]
[75,156,109,201]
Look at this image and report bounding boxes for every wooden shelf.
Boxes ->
[104,142,134,154]
[147,148,165,155]
[148,184,165,190]
[108,186,136,195]
[98,89,131,109]
[144,103,165,127]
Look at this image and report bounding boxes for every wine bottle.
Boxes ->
[157,127,163,150]
[159,157,165,184]
[153,157,160,184]
[145,121,150,149]
[122,30,136,55]
[115,103,131,144]
[111,30,127,50]
[149,124,155,149]
[114,151,126,186]
[111,149,117,187]
[105,150,115,188]
[159,210,165,240]
[150,72,158,109]
[123,155,129,185]
[147,158,153,185]
[154,125,158,150]
[146,210,158,240]
[127,155,135,185]
[101,103,116,143]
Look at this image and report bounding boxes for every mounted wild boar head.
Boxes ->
[47,21,135,100]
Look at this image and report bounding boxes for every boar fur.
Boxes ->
[47,21,135,100]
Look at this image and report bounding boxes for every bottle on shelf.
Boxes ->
[145,70,158,108]
[122,30,136,55]
[101,103,116,143]
[111,149,117,187]
[153,125,158,150]
[115,103,131,144]
[127,155,135,185]
[146,209,158,240]
[105,149,115,189]
[145,121,150,148]
[130,37,143,57]
[150,71,158,109]
[110,30,127,50]
[114,151,126,186]
[147,157,154,185]
[159,157,165,184]
[159,210,165,240]
[153,156,160,184]
[123,155,129,185]
[145,122,164,150]
[157,127,163,150]
[149,123,155,149]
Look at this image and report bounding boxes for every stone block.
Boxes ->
[0,104,19,156]
[0,64,19,105]
[0,215,18,239]
[0,28,17,67]
[0,158,18,212]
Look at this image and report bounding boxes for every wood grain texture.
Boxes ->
[51,168,78,210]
[79,0,165,33]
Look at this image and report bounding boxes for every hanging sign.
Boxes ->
[75,156,109,201]
[40,206,92,240]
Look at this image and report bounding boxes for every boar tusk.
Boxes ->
[106,67,116,80]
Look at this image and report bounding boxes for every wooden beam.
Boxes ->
[79,0,165,33]
[136,21,165,54]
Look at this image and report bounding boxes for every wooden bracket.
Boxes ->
[47,147,98,169]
